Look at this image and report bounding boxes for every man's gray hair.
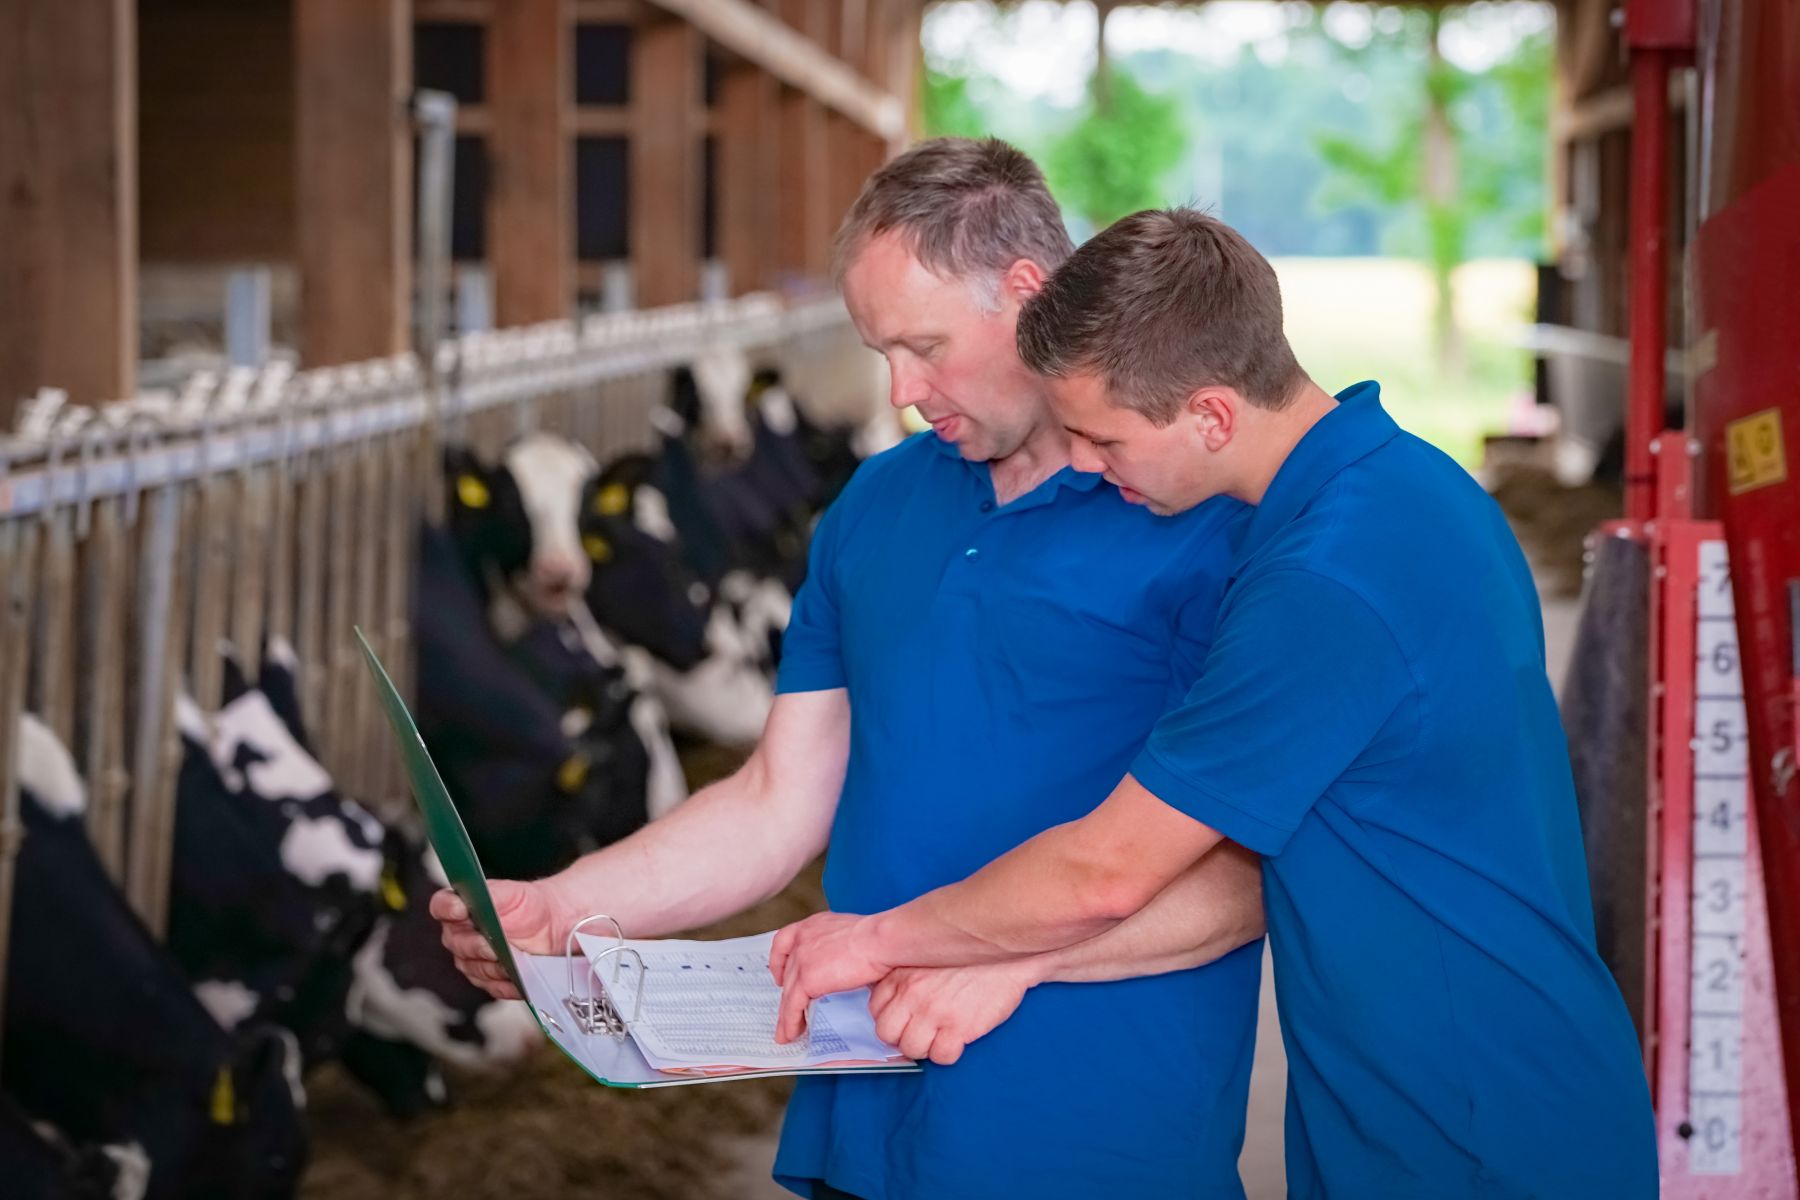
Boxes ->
[831,138,1075,295]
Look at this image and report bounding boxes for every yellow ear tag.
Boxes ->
[557,754,591,794]
[211,1066,237,1126]
[380,865,408,912]
[583,535,614,563]
[595,482,631,516]
[456,474,491,509]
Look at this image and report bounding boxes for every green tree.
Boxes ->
[922,64,990,140]
[1044,67,1188,232]
[1311,6,1552,374]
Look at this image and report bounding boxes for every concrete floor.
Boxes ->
[724,561,1587,1199]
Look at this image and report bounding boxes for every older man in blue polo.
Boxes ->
[437,148,1269,1199]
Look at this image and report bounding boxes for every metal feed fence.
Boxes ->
[0,294,866,1049]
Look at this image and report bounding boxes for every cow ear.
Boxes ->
[668,366,702,427]
[443,447,494,511]
[747,366,782,409]
[595,453,654,513]
[443,444,480,477]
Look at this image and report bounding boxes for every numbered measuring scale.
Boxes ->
[1656,531,1796,1196]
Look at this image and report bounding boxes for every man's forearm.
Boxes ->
[1021,841,1263,985]
[860,774,1226,971]
[544,757,822,941]
[543,690,849,942]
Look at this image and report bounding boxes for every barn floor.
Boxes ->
[299,461,1613,1200]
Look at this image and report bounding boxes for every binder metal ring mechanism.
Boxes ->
[565,914,645,1038]
[354,626,920,1088]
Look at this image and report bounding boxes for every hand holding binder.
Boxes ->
[356,628,921,1089]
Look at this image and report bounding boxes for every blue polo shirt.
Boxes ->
[773,432,1262,1200]
[1130,382,1657,1197]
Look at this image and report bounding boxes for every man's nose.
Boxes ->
[1069,437,1106,474]
[888,361,931,410]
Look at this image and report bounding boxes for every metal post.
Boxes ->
[225,267,273,369]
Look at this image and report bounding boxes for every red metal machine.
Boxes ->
[1615,0,1800,1188]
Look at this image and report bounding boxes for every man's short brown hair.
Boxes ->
[831,137,1075,289]
[1016,208,1305,419]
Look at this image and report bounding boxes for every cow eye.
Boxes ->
[456,475,491,509]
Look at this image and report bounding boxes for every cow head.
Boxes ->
[579,453,711,671]
[342,835,540,1116]
[446,435,600,622]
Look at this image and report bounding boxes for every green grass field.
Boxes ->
[1275,257,1538,469]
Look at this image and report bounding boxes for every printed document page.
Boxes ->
[574,931,905,1072]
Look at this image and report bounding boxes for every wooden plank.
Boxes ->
[33,511,78,747]
[294,0,412,367]
[631,16,704,307]
[0,521,41,1065]
[717,63,780,294]
[649,0,901,139]
[490,0,573,325]
[774,0,832,279]
[777,88,831,278]
[81,497,132,880]
[0,0,137,424]
[571,108,636,137]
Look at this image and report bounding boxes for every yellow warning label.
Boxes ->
[1726,408,1787,495]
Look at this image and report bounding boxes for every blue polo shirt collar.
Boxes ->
[926,430,1103,511]
[1232,380,1396,575]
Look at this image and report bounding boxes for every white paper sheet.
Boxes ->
[574,930,904,1072]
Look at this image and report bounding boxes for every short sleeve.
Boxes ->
[774,496,850,694]
[1130,569,1414,856]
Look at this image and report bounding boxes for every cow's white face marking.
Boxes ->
[209,690,334,802]
[346,920,540,1069]
[632,485,678,543]
[16,713,86,819]
[195,979,261,1031]
[758,383,800,438]
[502,434,600,618]
[280,814,383,893]
[690,347,753,456]
[101,1140,151,1200]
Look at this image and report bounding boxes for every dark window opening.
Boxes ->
[576,136,630,261]
[415,23,485,104]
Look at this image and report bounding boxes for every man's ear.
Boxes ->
[1002,258,1049,304]
[1186,388,1239,452]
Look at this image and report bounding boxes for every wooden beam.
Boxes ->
[0,0,137,420]
[718,62,779,294]
[489,0,573,324]
[295,0,412,367]
[645,0,902,139]
[570,107,637,136]
[630,16,702,307]
[414,0,491,22]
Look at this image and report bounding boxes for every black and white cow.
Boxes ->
[169,645,539,1117]
[7,715,308,1200]
[0,1092,149,1200]
[439,437,689,811]
[340,832,541,1117]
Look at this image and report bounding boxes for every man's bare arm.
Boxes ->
[541,688,850,939]
[436,689,849,995]
[1026,839,1262,984]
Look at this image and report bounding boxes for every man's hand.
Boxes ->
[868,962,1037,1066]
[431,881,564,1001]
[769,912,891,1043]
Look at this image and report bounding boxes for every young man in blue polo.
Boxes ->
[772,208,1660,1197]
